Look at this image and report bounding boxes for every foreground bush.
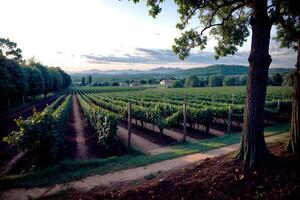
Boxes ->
[4,96,72,162]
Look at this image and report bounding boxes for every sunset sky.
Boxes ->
[0,0,296,72]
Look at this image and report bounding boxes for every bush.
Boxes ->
[3,96,72,162]
[172,79,185,88]
[4,108,65,161]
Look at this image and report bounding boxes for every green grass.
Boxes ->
[0,123,290,191]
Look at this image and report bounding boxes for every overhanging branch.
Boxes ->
[200,3,246,35]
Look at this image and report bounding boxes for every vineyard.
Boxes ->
[75,86,292,141]
[0,85,293,192]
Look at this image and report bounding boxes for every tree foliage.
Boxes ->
[88,75,92,84]
[0,38,23,62]
[223,76,238,86]
[185,75,200,87]
[273,0,300,156]
[0,38,71,104]
[127,0,290,166]
[208,75,223,87]
[172,79,185,88]
[81,77,86,85]
[24,66,45,97]
[271,73,283,86]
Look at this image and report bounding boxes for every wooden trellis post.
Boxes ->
[22,95,25,105]
[128,102,132,149]
[183,93,187,142]
[227,106,232,133]
[8,99,11,111]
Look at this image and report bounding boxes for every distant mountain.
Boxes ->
[78,69,143,75]
[174,64,249,76]
[173,65,294,77]
[69,65,294,83]
[73,67,182,75]
[148,67,181,74]
[269,68,294,74]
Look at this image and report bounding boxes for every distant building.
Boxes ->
[130,82,141,87]
[73,82,82,86]
[160,79,174,86]
[120,83,129,87]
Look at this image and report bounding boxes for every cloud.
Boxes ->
[81,47,296,68]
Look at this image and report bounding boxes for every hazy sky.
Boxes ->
[0,0,296,72]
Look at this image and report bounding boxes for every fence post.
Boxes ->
[22,95,25,105]
[8,99,11,111]
[128,102,132,149]
[227,106,232,133]
[277,98,280,108]
[183,93,187,142]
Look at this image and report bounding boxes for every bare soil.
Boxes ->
[119,121,177,146]
[66,95,103,159]
[117,125,162,154]
[66,95,126,159]
[171,124,216,140]
[65,141,300,200]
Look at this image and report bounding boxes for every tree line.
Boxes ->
[173,73,289,88]
[0,38,71,106]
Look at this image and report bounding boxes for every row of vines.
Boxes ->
[4,89,72,162]
[75,86,292,135]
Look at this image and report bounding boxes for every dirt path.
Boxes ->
[0,151,28,176]
[117,126,171,155]
[139,120,198,143]
[0,133,286,200]
[71,95,89,160]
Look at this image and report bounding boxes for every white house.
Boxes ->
[130,82,141,87]
[160,79,174,86]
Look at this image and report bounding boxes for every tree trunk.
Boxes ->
[236,0,273,167]
[286,37,300,156]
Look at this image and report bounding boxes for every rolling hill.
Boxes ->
[70,65,294,83]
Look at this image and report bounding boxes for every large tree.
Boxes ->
[28,59,53,98]
[49,67,64,90]
[129,0,285,166]
[24,66,45,98]
[274,0,300,156]
[0,38,23,63]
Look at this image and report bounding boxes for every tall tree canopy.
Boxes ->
[129,0,290,166]
[0,38,71,104]
[88,75,92,85]
[24,66,45,97]
[28,59,54,97]
[0,38,23,63]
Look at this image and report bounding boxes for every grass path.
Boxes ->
[0,133,286,200]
